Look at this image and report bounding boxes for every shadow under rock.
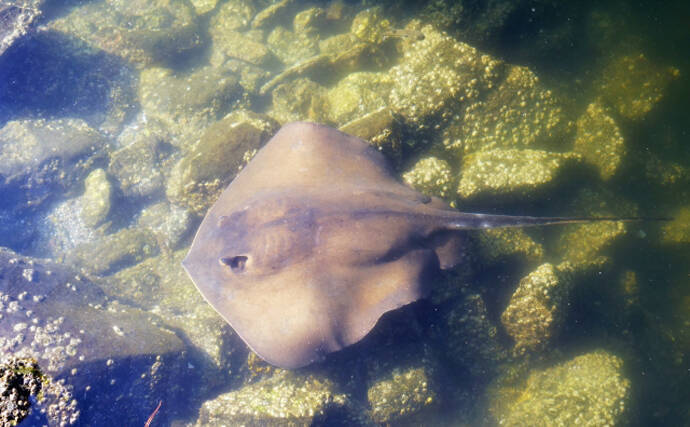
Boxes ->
[0,29,137,132]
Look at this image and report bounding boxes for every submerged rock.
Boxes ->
[50,0,202,68]
[108,121,170,199]
[367,366,437,424]
[68,228,159,276]
[0,356,46,426]
[388,24,503,128]
[79,168,111,228]
[501,263,574,354]
[0,0,43,56]
[573,102,625,180]
[196,370,354,425]
[444,65,570,155]
[139,66,244,142]
[166,111,278,214]
[457,148,581,199]
[0,118,107,210]
[403,156,454,199]
[596,53,680,121]
[491,350,630,426]
[0,247,192,425]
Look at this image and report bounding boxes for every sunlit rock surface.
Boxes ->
[491,351,630,426]
[196,370,356,426]
[457,148,580,199]
[79,168,111,228]
[573,101,625,180]
[50,0,202,68]
[403,156,454,199]
[444,65,570,155]
[501,263,574,354]
[388,25,503,129]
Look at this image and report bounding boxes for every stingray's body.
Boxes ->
[183,122,619,368]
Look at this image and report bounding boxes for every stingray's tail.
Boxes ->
[446,213,672,230]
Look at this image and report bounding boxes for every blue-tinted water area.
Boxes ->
[0,0,688,425]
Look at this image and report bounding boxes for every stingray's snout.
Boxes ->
[219,255,249,273]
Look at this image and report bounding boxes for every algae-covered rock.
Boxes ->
[661,205,690,244]
[108,120,170,199]
[573,101,625,180]
[50,0,202,68]
[326,71,393,125]
[139,66,243,142]
[0,118,107,209]
[0,247,192,425]
[367,366,437,424]
[79,168,111,228]
[403,156,454,199]
[110,250,240,394]
[166,111,278,214]
[189,0,219,15]
[0,356,45,427]
[492,350,630,426]
[69,228,159,275]
[268,77,330,124]
[444,65,570,155]
[441,290,507,376]
[596,53,680,121]
[196,370,353,425]
[457,148,580,199]
[209,0,255,33]
[475,227,544,264]
[339,107,399,157]
[501,263,574,354]
[251,0,296,29]
[556,188,635,270]
[210,29,275,67]
[266,25,319,66]
[136,202,192,251]
[388,24,503,128]
[294,7,326,34]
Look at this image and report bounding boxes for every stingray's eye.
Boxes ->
[219,255,248,273]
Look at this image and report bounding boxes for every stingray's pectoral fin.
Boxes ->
[447,213,672,230]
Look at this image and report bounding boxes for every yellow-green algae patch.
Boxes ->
[474,228,544,264]
[490,350,630,426]
[501,263,574,354]
[444,65,570,156]
[196,370,353,425]
[367,366,436,424]
[402,156,454,199]
[661,205,690,244]
[326,72,393,125]
[387,24,503,128]
[573,101,625,180]
[457,148,580,199]
[596,53,680,121]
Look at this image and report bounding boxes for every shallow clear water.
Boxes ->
[0,0,688,425]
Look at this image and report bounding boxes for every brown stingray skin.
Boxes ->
[182,122,615,368]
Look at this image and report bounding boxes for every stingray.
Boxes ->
[183,122,650,369]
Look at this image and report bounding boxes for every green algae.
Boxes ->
[490,351,630,426]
